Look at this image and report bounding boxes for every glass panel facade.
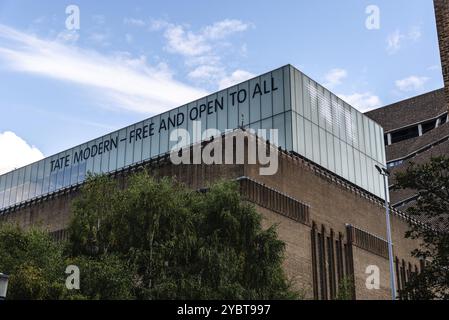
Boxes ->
[0,65,386,212]
[289,67,386,199]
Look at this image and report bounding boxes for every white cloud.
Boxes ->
[408,26,422,41]
[162,19,251,57]
[188,65,225,81]
[124,17,146,27]
[0,131,44,175]
[56,30,79,43]
[164,25,211,56]
[386,29,404,54]
[386,26,421,54]
[395,76,429,92]
[0,24,207,114]
[324,68,347,89]
[338,92,382,112]
[152,19,253,89]
[218,70,255,90]
[88,32,109,45]
[202,19,251,40]
[149,19,169,31]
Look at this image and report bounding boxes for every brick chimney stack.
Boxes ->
[434,0,449,109]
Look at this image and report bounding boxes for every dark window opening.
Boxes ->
[390,126,419,144]
[422,120,437,134]
[387,160,403,168]
[440,114,447,125]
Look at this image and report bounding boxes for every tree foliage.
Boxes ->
[394,156,449,299]
[0,170,297,300]
[335,276,354,300]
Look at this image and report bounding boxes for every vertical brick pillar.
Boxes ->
[434,0,449,109]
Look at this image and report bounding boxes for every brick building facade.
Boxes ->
[3,1,448,301]
[0,133,422,300]
[435,0,449,109]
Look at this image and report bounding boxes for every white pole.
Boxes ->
[383,174,397,300]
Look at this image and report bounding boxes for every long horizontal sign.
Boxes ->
[49,76,280,173]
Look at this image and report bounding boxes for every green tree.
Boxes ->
[68,170,298,299]
[0,224,133,300]
[0,225,67,299]
[335,276,354,300]
[394,156,449,299]
[0,171,298,299]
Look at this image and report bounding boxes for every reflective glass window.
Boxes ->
[117,129,127,168]
[319,127,328,169]
[326,132,335,173]
[304,118,313,160]
[4,173,12,208]
[333,136,342,176]
[312,123,320,164]
[0,174,5,209]
[272,68,284,116]
[273,113,286,148]
[340,141,349,180]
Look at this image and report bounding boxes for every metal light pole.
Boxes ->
[375,164,397,300]
[0,273,9,300]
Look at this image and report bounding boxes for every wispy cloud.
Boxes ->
[324,68,347,89]
[87,32,110,46]
[56,29,80,43]
[218,70,255,90]
[386,29,404,54]
[123,17,146,27]
[395,75,429,92]
[338,92,382,112]
[157,19,252,57]
[164,24,211,56]
[408,25,422,41]
[386,26,422,55]
[92,14,106,26]
[188,65,225,82]
[427,65,440,71]
[151,18,254,90]
[0,131,44,174]
[202,19,251,40]
[0,24,207,114]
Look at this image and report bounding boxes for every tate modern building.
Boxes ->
[0,65,387,210]
[0,65,420,300]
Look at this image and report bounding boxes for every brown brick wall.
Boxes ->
[0,139,421,300]
[243,151,419,299]
[257,205,314,299]
[435,0,449,109]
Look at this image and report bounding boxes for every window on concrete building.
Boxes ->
[387,159,404,169]
[422,119,437,134]
[390,126,419,144]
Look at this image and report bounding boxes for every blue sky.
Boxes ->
[0,0,444,173]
